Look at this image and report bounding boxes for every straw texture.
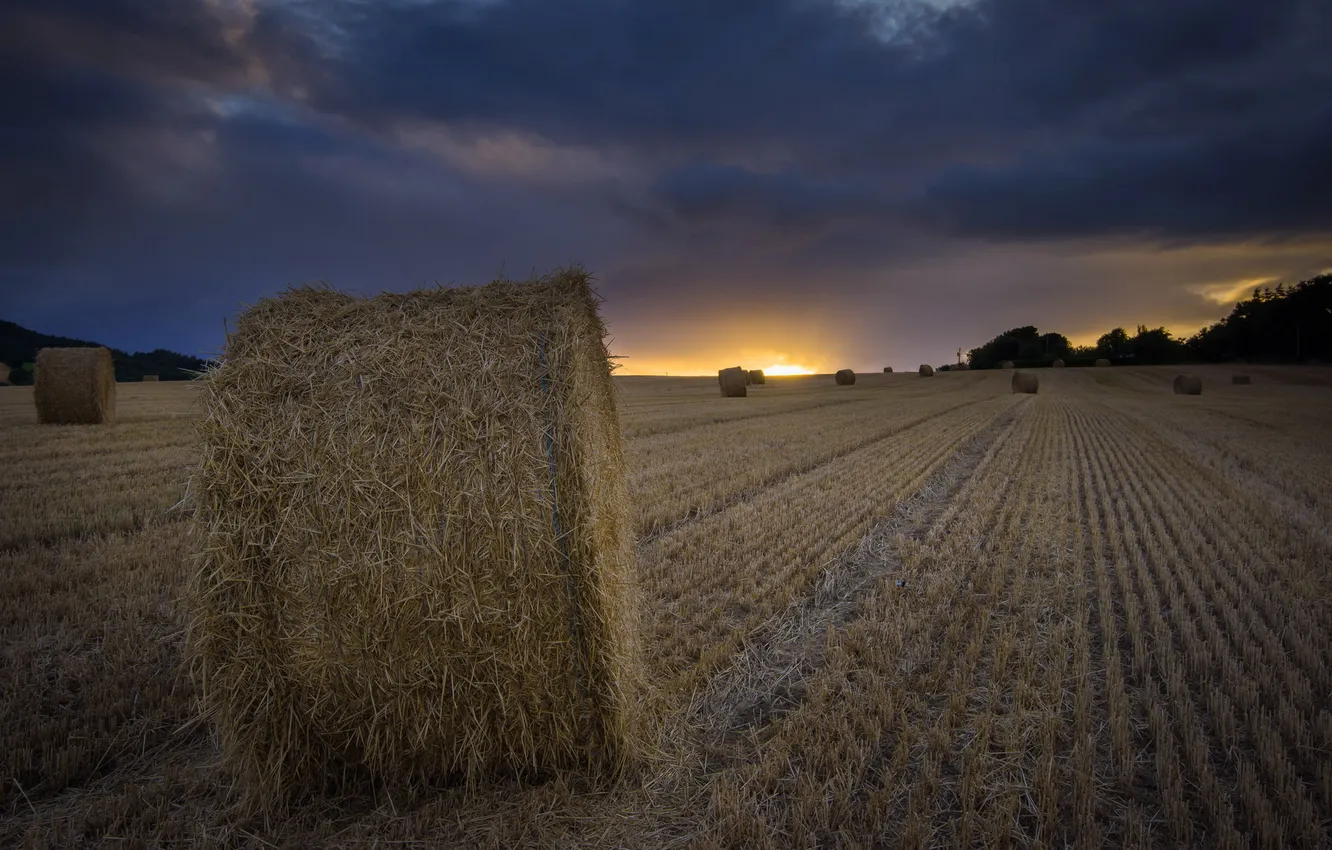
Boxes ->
[1095,359,1111,367]
[142,374,160,382]
[834,369,856,386]
[1052,359,1066,368]
[1232,374,1252,385]
[748,369,766,385]
[188,268,642,806]
[33,347,116,424]
[883,367,893,373]
[919,364,935,377]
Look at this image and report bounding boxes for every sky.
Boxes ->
[2,0,1330,374]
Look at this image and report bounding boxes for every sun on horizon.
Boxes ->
[762,363,817,376]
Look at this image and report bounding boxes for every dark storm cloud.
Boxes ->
[0,0,263,89]
[288,0,1332,239]
[651,163,896,231]
[2,0,1331,363]
[917,107,1332,239]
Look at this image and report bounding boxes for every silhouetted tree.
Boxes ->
[1039,332,1072,359]
[1095,328,1130,358]
[1129,326,1186,364]
[1189,274,1332,362]
[968,326,1042,369]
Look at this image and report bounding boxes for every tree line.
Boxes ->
[0,320,209,384]
[963,273,1332,370]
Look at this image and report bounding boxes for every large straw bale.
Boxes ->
[1095,358,1111,367]
[1000,361,1014,369]
[188,269,642,804]
[142,374,160,382]
[883,366,893,373]
[1173,374,1202,395]
[835,369,856,385]
[1011,370,1039,394]
[919,364,935,377]
[0,363,10,385]
[748,369,766,385]
[743,369,752,386]
[1052,359,1066,368]
[33,347,116,424]
[1232,374,1252,385]
[719,366,747,397]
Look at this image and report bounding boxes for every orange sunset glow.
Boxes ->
[616,352,825,377]
[761,363,816,376]
[617,359,821,377]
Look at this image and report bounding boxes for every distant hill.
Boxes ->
[0,320,209,384]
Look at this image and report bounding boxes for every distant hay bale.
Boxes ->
[883,367,893,373]
[188,269,642,804]
[719,366,747,397]
[835,369,856,385]
[34,347,116,425]
[1095,359,1111,367]
[1173,374,1202,395]
[142,374,160,382]
[1000,361,1014,369]
[748,369,766,385]
[919,364,935,377]
[1011,370,1039,394]
[1052,359,1066,368]
[741,368,752,386]
[1232,374,1252,385]
[0,363,10,385]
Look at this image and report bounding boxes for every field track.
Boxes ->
[2,365,1330,848]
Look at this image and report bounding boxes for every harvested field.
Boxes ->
[3,363,1331,848]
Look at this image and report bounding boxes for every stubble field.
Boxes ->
[2,365,1331,848]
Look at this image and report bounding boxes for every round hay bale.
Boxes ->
[0,363,11,385]
[1095,359,1111,367]
[1052,359,1066,368]
[1011,370,1039,394]
[189,269,643,803]
[834,369,856,385]
[142,374,160,382]
[742,368,752,386]
[1173,374,1202,395]
[1232,374,1252,385]
[748,369,766,385]
[999,361,1014,369]
[719,366,748,397]
[34,347,116,424]
[919,364,935,377]
[883,366,893,373]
